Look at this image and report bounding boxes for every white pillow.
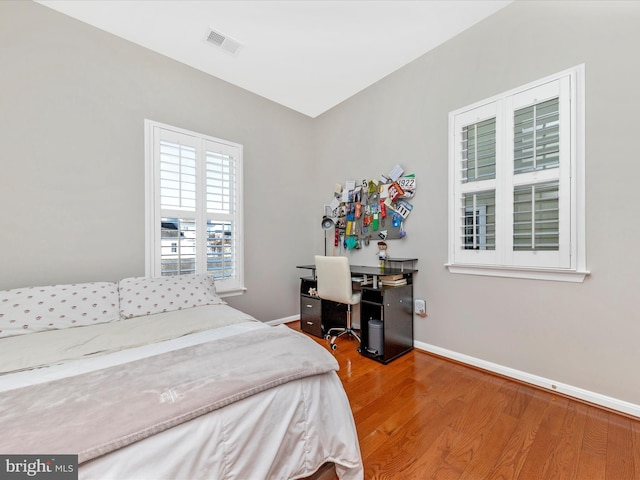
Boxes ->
[0,282,120,338]
[118,274,224,319]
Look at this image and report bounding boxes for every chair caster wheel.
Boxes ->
[330,343,337,350]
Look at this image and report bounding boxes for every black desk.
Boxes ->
[297,263,417,364]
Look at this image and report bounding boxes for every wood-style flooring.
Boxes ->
[288,321,640,480]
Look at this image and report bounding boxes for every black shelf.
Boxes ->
[359,283,414,364]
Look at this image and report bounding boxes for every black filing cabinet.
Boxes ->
[300,295,323,338]
[299,277,322,337]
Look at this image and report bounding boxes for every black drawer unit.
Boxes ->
[300,295,323,338]
[299,276,348,338]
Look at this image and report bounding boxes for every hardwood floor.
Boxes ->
[288,321,640,479]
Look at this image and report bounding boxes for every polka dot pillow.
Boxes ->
[118,274,225,319]
[0,282,120,338]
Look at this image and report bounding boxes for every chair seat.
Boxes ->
[349,292,361,305]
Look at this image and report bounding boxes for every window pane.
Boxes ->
[207,221,234,279]
[462,118,496,183]
[160,217,197,275]
[160,141,197,211]
[206,151,236,214]
[461,190,495,250]
[514,98,560,174]
[513,182,559,251]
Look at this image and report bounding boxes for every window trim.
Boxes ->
[144,120,245,296]
[447,65,588,282]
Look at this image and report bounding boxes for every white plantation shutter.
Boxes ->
[513,182,559,251]
[462,118,496,183]
[206,150,235,214]
[452,101,499,266]
[512,97,561,249]
[145,121,244,294]
[159,141,197,210]
[513,98,560,174]
[204,144,238,281]
[505,76,571,268]
[154,131,201,277]
[448,66,587,281]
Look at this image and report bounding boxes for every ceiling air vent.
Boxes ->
[206,28,242,55]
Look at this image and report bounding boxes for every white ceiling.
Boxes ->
[36,0,512,118]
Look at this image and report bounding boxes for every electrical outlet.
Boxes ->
[414,299,426,316]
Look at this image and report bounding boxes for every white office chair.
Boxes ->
[314,255,361,350]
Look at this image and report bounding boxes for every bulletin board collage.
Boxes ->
[322,164,416,257]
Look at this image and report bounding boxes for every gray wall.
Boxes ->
[2,0,640,409]
[313,0,640,406]
[0,0,314,321]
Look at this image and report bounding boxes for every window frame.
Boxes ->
[144,120,245,295]
[447,65,588,282]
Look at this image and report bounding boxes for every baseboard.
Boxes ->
[266,315,300,326]
[414,340,640,419]
[277,315,361,329]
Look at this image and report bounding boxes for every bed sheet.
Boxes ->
[0,304,258,375]
[0,319,264,391]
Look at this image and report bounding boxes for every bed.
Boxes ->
[0,275,364,480]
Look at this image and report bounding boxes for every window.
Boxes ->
[463,192,495,250]
[447,66,587,282]
[145,120,244,295]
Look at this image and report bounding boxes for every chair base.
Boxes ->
[325,326,361,350]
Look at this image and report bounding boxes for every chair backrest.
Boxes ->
[314,255,356,305]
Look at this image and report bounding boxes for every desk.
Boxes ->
[297,263,417,364]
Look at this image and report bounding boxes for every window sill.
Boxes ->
[445,264,590,283]
[218,287,247,298]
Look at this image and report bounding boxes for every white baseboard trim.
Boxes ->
[414,340,640,419]
[265,315,300,326]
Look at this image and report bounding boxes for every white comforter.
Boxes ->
[0,307,364,480]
